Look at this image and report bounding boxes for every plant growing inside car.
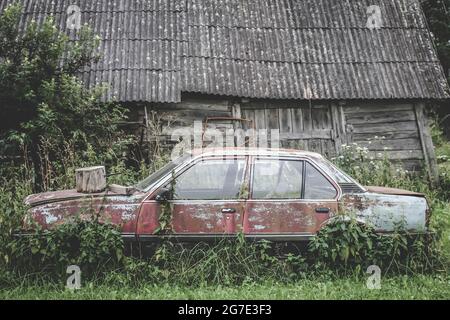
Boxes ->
[154,170,176,235]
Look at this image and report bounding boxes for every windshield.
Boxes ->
[315,158,361,185]
[134,155,189,191]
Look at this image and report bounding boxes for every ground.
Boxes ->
[1,275,449,300]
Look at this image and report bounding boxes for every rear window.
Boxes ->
[304,163,337,200]
[252,159,303,199]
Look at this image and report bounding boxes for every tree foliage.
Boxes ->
[0,3,127,191]
[422,0,450,81]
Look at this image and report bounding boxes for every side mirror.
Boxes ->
[154,187,172,202]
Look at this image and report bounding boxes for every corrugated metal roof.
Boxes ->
[1,0,448,102]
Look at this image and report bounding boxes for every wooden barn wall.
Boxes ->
[240,101,337,158]
[134,96,234,148]
[342,103,424,171]
[134,96,434,174]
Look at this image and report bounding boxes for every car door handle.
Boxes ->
[315,207,330,214]
[221,208,236,214]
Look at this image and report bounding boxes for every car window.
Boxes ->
[172,159,246,200]
[135,154,190,191]
[304,162,337,199]
[252,159,303,199]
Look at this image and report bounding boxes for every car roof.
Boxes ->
[187,147,325,160]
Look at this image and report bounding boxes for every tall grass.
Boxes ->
[0,132,449,289]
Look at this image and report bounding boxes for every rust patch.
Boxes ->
[26,193,145,233]
[244,201,337,234]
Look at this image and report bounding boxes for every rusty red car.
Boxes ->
[23,148,429,243]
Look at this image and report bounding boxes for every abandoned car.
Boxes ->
[23,148,429,242]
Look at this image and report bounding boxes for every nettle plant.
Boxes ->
[9,207,124,277]
[308,215,441,274]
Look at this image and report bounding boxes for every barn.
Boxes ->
[2,0,449,182]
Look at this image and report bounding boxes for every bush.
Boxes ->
[308,216,443,274]
[0,3,129,192]
[8,215,124,278]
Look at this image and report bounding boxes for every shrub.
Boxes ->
[308,216,443,274]
[8,214,124,278]
[0,3,128,192]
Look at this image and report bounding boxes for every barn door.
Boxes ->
[240,102,339,158]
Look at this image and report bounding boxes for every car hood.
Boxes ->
[24,189,133,207]
[364,186,425,197]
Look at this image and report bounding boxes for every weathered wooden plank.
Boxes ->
[231,102,242,119]
[241,100,297,110]
[278,108,292,133]
[351,121,418,134]
[345,110,416,125]
[267,108,280,130]
[161,109,232,122]
[280,130,333,140]
[353,130,419,141]
[253,109,267,129]
[368,150,424,160]
[157,99,231,112]
[302,105,313,131]
[242,109,255,128]
[291,107,304,132]
[330,104,345,154]
[357,138,422,151]
[311,105,329,130]
[343,104,414,114]
[415,103,439,184]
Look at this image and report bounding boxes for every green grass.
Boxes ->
[1,275,449,300]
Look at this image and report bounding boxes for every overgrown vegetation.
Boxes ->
[0,2,449,299]
[9,215,124,278]
[0,3,148,268]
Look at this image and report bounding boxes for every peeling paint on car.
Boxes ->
[22,148,430,241]
[341,193,428,232]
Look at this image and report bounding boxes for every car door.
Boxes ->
[167,156,248,237]
[243,157,339,240]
